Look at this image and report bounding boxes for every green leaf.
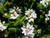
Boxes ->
[30,2,34,8]
[7,13,11,19]
[37,3,44,10]
[22,16,26,21]
[40,15,43,19]
[14,19,25,26]
[47,35,50,38]
[9,28,17,32]
[0,5,4,13]
[34,30,37,34]
[11,0,15,2]
[18,36,21,38]
[34,25,38,28]
[42,11,45,15]
[14,19,22,26]
[4,23,9,26]
[24,7,27,11]
[4,1,8,6]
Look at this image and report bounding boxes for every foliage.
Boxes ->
[0,0,50,38]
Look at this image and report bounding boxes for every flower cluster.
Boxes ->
[45,10,50,20]
[21,23,35,38]
[40,0,50,7]
[0,20,7,31]
[25,9,37,22]
[5,7,21,20]
[10,7,21,19]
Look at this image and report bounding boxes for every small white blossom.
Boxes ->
[16,7,19,10]
[31,12,37,19]
[45,17,49,20]
[25,11,30,15]
[45,10,50,20]
[2,21,5,24]
[13,7,16,9]
[10,13,19,19]
[37,29,41,33]
[26,17,29,20]
[5,13,7,16]
[10,8,15,13]
[18,9,21,13]
[21,23,35,38]
[16,7,21,13]
[40,0,49,7]
[0,20,7,31]
[28,18,34,22]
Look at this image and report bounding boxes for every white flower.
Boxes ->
[10,13,19,19]
[31,12,37,19]
[21,23,35,38]
[16,7,21,13]
[25,11,30,15]
[10,8,15,13]
[40,0,48,7]
[45,10,50,20]
[13,7,16,9]
[16,7,19,10]
[49,10,50,13]
[2,21,5,24]
[37,29,41,33]
[5,13,7,16]
[25,9,37,19]
[26,17,29,20]
[18,9,21,13]
[48,11,50,16]
[45,14,49,20]
[25,9,37,22]
[9,7,21,19]
[28,18,34,22]
[45,18,49,20]
[0,20,7,31]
